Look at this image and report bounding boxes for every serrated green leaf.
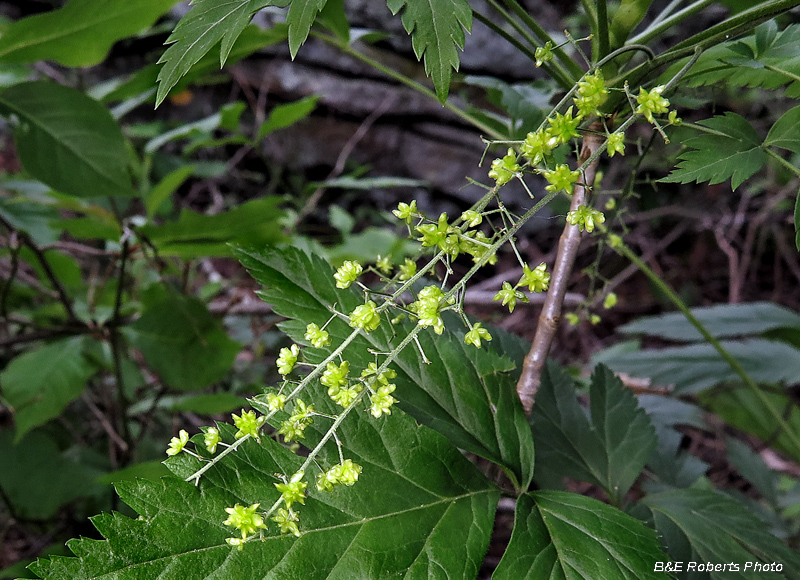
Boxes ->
[0,81,136,198]
[599,338,800,393]
[0,0,177,66]
[643,489,800,579]
[619,302,800,342]
[765,106,800,152]
[156,0,287,106]
[29,407,498,578]
[530,362,656,502]
[137,197,286,257]
[124,295,240,391]
[232,245,535,488]
[0,336,99,441]
[386,0,472,102]
[287,0,330,57]
[661,112,767,190]
[676,23,800,97]
[256,95,319,139]
[493,491,670,580]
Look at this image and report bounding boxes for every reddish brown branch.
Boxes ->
[516,127,605,414]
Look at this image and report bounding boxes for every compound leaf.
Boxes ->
[530,362,656,503]
[0,336,99,441]
[233,245,535,489]
[0,0,176,67]
[29,404,498,578]
[0,81,136,198]
[385,0,472,102]
[661,112,767,191]
[493,491,669,580]
[677,23,800,97]
[156,0,287,106]
[643,489,800,579]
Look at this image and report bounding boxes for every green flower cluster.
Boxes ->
[566,205,605,232]
[334,260,363,289]
[316,459,363,492]
[409,285,455,334]
[349,300,381,332]
[464,322,492,348]
[277,344,299,375]
[277,399,314,442]
[275,471,307,509]
[488,148,521,186]
[224,503,267,546]
[636,85,670,123]
[369,383,398,418]
[233,410,266,441]
[493,262,550,313]
[304,323,330,348]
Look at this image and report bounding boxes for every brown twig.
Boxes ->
[516,125,605,414]
[0,213,79,322]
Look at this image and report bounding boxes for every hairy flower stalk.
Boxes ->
[516,123,605,414]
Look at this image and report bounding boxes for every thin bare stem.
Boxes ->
[516,125,605,414]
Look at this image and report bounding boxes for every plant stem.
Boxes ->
[0,213,79,322]
[628,0,715,45]
[596,0,610,61]
[313,32,505,140]
[615,240,800,456]
[515,125,605,414]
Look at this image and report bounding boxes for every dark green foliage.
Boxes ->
[530,362,656,504]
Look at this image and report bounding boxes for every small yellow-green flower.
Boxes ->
[392,200,417,224]
[488,149,521,186]
[166,429,189,456]
[275,472,307,509]
[543,164,581,195]
[304,323,330,348]
[566,205,605,233]
[493,281,528,313]
[535,41,553,67]
[606,132,625,157]
[398,258,417,281]
[547,107,581,146]
[203,427,220,454]
[272,508,301,537]
[316,459,363,492]
[464,323,492,348]
[334,260,363,289]
[232,410,266,440]
[224,503,267,540]
[517,263,550,293]
[603,292,618,309]
[277,344,300,375]
[266,392,287,411]
[349,300,381,332]
[520,128,551,166]
[636,85,670,123]
[461,209,482,227]
[369,383,398,418]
